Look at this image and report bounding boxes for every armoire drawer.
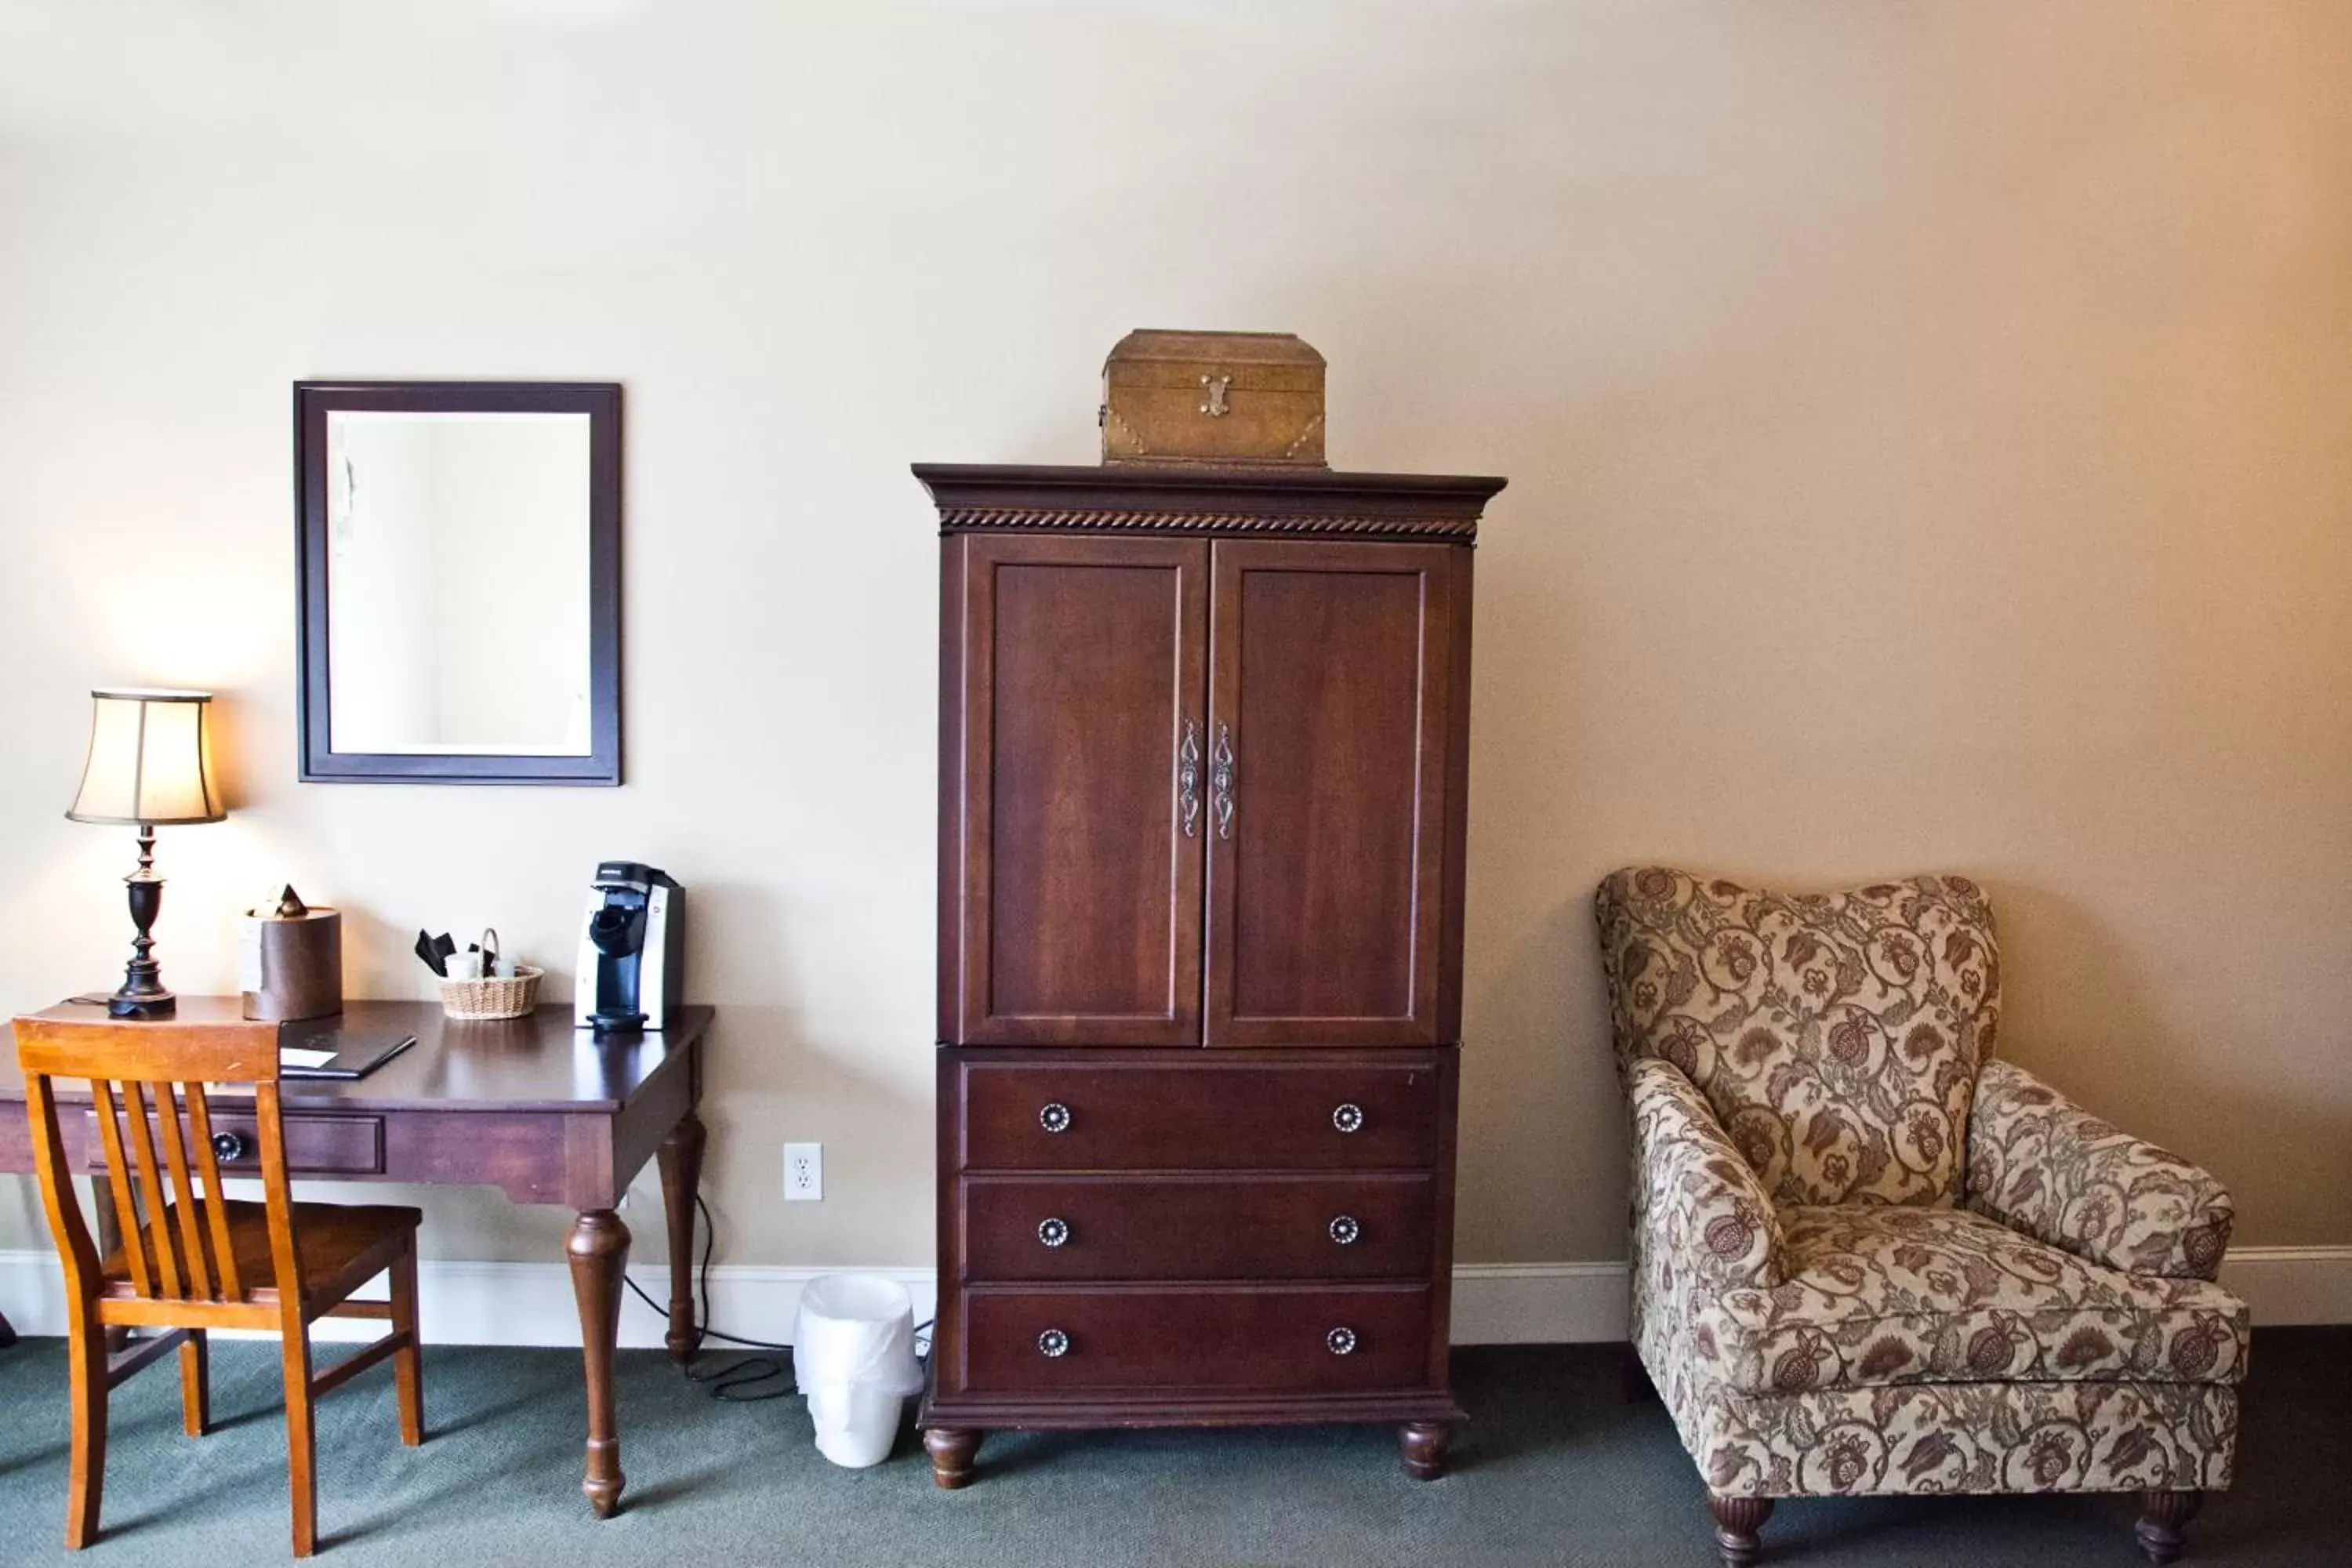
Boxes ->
[953,1284,1433,1396]
[955,1059,1443,1172]
[959,1174,1435,1282]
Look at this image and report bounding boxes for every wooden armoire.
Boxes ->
[916,461,1504,1487]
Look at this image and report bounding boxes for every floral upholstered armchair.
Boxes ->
[1595,869,2245,1568]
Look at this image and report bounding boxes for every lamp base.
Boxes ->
[106,985,176,1021]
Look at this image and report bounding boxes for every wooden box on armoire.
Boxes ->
[916,459,1505,1487]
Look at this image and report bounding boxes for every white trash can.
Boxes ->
[793,1273,926,1468]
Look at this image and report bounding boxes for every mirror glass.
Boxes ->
[324,411,593,757]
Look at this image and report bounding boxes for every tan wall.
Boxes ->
[2,2,2347,1277]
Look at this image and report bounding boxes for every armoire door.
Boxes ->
[1203,541,1459,1047]
[947,534,1209,1046]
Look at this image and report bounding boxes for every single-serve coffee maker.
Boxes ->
[575,862,683,1033]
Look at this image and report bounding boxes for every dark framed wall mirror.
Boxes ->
[295,381,622,784]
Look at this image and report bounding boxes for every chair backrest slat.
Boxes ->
[181,1082,245,1299]
[151,1084,216,1299]
[118,1080,187,1298]
[88,1079,155,1296]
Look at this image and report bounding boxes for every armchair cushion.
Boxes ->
[1629,1056,1781,1292]
[1687,1205,2247,1397]
[1966,1058,2235,1281]
[1598,868,2000,1208]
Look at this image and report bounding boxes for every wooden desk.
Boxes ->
[1,997,713,1519]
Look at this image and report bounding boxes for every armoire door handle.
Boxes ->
[1178,719,1201,839]
[1210,724,1236,840]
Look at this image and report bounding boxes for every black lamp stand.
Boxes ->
[106,822,176,1019]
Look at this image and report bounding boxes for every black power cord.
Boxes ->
[620,1194,935,1404]
[622,1194,794,1400]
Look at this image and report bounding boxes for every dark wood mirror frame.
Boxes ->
[294,380,622,785]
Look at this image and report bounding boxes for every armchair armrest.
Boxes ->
[1965,1058,2234,1280]
[1628,1057,1782,1291]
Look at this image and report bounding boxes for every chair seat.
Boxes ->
[1699,1205,2247,1395]
[100,1200,422,1308]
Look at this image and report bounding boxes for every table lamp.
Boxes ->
[65,688,227,1018]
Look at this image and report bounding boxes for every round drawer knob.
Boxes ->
[1037,1328,1071,1358]
[1332,1102,1365,1134]
[210,1130,250,1163]
[1039,1102,1073,1134]
[1327,1327,1357,1356]
[1329,1214,1360,1246]
[1037,1217,1070,1248]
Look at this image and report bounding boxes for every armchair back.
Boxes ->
[1596,868,2001,1207]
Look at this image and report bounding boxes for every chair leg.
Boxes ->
[1708,1494,1773,1568]
[2136,1489,2204,1565]
[280,1327,318,1557]
[180,1329,211,1437]
[390,1239,425,1446]
[64,1315,108,1549]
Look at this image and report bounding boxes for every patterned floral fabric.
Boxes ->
[1967,1058,2235,1282]
[1692,1206,2246,1394]
[1651,1359,2240,1498]
[1597,868,2001,1208]
[1628,1057,1781,1293]
[1603,869,2245,1502]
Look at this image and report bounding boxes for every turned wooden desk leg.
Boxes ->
[566,1208,630,1519]
[656,1112,706,1366]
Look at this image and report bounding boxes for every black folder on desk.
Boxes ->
[276,1022,416,1080]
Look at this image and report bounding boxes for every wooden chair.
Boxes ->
[13,1012,425,1556]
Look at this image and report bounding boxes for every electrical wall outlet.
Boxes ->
[784,1142,823,1202]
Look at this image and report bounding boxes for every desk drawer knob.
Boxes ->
[1327,1327,1357,1356]
[1329,1214,1360,1246]
[1037,1217,1070,1248]
[211,1130,251,1163]
[1037,1328,1071,1358]
[1039,1102,1073,1134]
[1332,1102,1364,1134]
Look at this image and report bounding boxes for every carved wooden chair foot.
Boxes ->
[1708,1494,1773,1568]
[2136,1490,2203,1565]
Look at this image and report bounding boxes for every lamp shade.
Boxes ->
[65,688,226,826]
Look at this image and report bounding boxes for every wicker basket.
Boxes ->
[438,930,543,1023]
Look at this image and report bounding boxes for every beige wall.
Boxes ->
[2,2,2347,1281]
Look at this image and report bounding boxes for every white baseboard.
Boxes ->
[2,1247,2343,1349]
[1448,1261,1630,1343]
[2221,1244,2352,1326]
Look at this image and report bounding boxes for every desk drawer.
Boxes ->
[956,1059,1443,1172]
[88,1109,386,1178]
[954,1284,1432,1396]
[960,1174,1434,1282]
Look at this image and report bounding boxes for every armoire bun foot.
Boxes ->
[923,1428,980,1490]
[1399,1420,1454,1479]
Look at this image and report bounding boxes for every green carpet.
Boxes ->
[0,1330,2343,1565]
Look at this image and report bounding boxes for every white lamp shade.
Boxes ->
[65,688,227,826]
